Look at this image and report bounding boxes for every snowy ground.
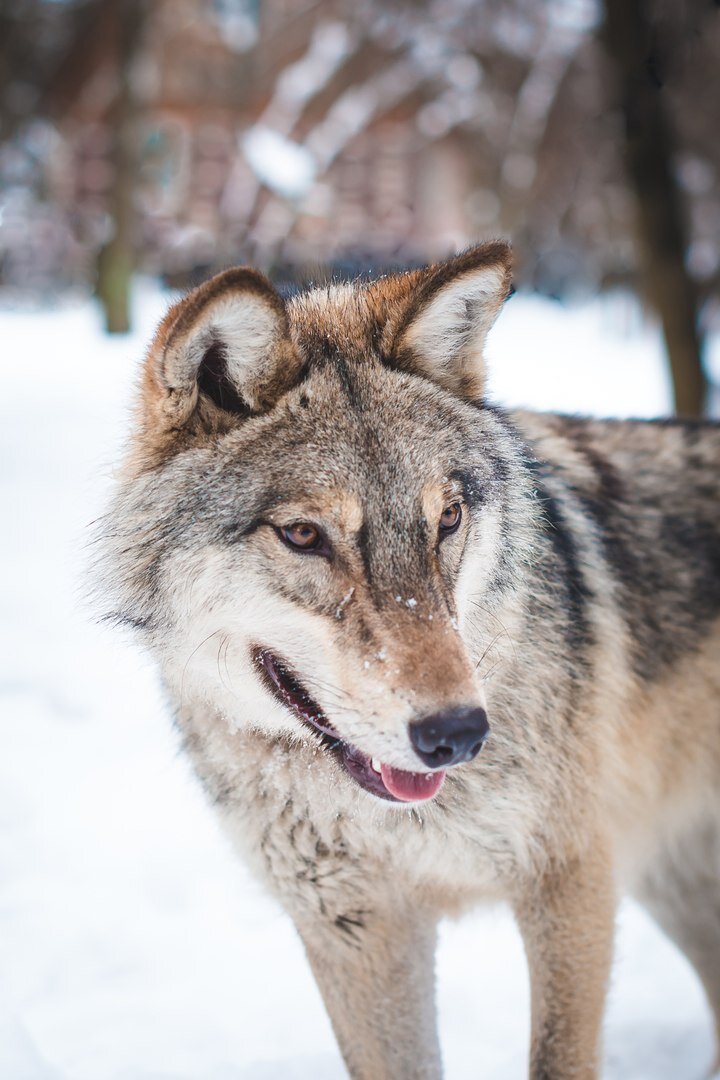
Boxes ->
[1,282,718,1079]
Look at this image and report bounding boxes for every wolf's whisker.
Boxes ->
[468,600,519,664]
[180,628,224,710]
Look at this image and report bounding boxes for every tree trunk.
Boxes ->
[602,0,707,417]
[96,0,145,335]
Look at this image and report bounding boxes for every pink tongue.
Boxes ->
[379,763,445,802]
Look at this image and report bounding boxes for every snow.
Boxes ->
[242,127,316,201]
[1,281,716,1079]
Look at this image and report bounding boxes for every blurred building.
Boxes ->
[0,0,718,304]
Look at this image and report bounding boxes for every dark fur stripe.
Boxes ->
[356,519,374,587]
[563,419,720,679]
[449,468,486,508]
[487,405,594,671]
[527,459,595,662]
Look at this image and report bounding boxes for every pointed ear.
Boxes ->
[391,242,512,400]
[144,267,302,433]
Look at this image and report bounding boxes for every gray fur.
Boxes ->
[97,245,720,1079]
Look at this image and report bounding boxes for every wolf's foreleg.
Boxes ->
[513,842,616,1079]
[295,902,442,1080]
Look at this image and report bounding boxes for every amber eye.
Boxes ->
[280,522,323,552]
[439,502,462,536]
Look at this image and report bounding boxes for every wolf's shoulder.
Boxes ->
[505,409,720,508]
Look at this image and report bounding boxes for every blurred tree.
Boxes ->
[0,0,717,406]
[95,0,147,334]
[0,0,73,140]
[602,0,707,416]
[0,0,149,330]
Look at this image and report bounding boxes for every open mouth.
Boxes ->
[252,646,445,803]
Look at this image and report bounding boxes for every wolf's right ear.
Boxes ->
[142,267,301,435]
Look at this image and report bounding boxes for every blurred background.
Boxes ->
[1,0,719,413]
[2,4,720,1078]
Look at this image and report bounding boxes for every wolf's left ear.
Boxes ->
[391,242,512,400]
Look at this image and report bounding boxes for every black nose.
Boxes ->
[410,707,490,769]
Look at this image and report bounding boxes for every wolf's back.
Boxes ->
[515,411,720,683]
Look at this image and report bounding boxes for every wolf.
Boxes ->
[99,242,720,1078]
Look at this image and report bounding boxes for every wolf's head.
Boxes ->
[103,242,534,805]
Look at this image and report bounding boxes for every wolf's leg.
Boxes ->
[295,902,442,1080]
[635,814,720,1065]
[513,844,616,1080]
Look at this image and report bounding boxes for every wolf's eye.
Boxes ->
[281,522,323,552]
[439,502,462,536]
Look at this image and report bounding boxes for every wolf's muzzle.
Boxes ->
[410,707,489,769]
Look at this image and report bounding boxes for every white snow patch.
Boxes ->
[242,126,316,200]
[486,291,675,417]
